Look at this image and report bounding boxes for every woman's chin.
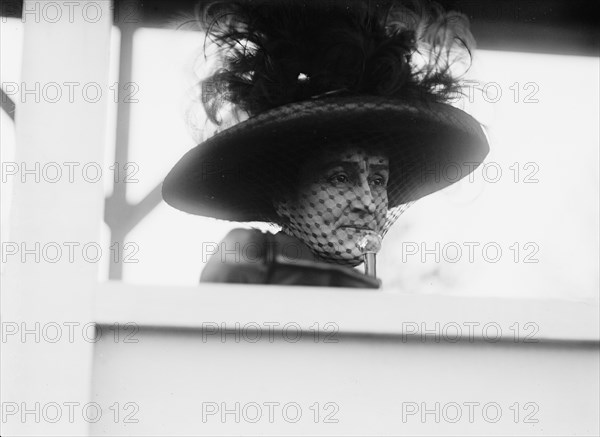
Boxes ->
[319,250,364,266]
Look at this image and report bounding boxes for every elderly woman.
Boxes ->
[162,0,489,288]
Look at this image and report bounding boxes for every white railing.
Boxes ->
[89,282,600,436]
[95,281,599,342]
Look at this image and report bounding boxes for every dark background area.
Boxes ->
[138,0,599,56]
[4,0,597,55]
[136,0,600,56]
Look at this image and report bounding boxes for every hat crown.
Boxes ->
[198,0,474,125]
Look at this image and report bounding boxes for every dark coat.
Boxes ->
[200,228,380,288]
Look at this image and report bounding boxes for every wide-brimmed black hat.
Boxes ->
[162,0,490,224]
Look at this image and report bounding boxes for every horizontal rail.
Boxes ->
[93,281,599,343]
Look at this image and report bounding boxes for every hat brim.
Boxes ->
[162,95,489,222]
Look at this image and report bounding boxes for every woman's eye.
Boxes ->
[370,177,387,187]
[328,174,349,184]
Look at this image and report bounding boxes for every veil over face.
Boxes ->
[274,146,390,266]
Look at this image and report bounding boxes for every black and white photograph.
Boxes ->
[1,0,599,435]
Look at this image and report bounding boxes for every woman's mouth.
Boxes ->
[340,224,375,231]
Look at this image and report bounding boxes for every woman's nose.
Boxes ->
[350,179,376,214]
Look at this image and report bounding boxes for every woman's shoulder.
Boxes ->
[200,228,267,284]
[199,228,315,283]
[200,228,379,288]
[220,228,264,245]
[217,228,317,260]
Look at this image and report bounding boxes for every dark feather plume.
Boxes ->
[195,0,474,125]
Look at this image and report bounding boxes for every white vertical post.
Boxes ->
[1,1,112,435]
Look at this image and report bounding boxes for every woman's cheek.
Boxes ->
[322,186,348,226]
[318,208,338,228]
[300,185,337,227]
[374,192,389,231]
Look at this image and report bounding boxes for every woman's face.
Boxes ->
[275,146,389,265]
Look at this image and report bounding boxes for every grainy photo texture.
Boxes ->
[1,0,598,436]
